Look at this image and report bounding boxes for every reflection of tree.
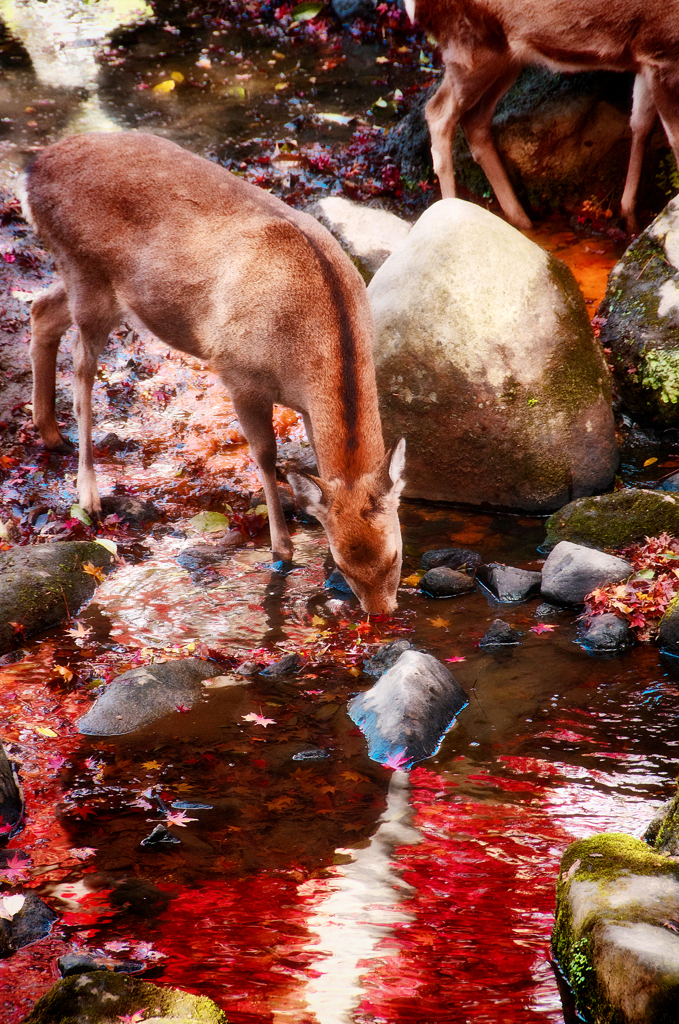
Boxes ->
[0,0,151,130]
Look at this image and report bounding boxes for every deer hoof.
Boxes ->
[46,436,76,455]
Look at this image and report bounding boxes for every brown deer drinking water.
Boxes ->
[406,0,679,232]
[21,131,406,614]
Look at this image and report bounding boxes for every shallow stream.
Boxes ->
[1,3,679,1023]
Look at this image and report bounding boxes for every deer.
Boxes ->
[405,0,679,234]
[20,131,406,614]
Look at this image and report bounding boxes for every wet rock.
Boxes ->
[541,541,632,606]
[552,833,679,1024]
[369,199,617,511]
[658,470,679,491]
[658,595,679,655]
[599,196,679,427]
[420,547,483,573]
[19,971,227,1023]
[476,563,542,603]
[348,650,468,768]
[0,741,23,841]
[176,533,247,570]
[579,613,632,653]
[479,619,521,647]
[0,893,58,958]
[330,0,376,21]
[645,787,679,856]
[249,487,296,518]
[363,639,412,678]
[311,196,411,279]
[325,568,354,595]
[545,488,679,549]
[0,541,116,654]
[534,602,562,620]
[100,494,159,526]
[383,67,652,216]
[77,659,223,736]
[277,440,318,475]
[260,653,303,678]
[140,824,180,848]
[418,566,475,598]
[109,878,171,918]
[235,659,261,677]
[57,953,144,978]
[292,748,331,761]
[97,432,137,454]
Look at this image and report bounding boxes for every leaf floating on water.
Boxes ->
[170,71,184,82]
[34,725,58,738]
[644,457,658,467]
[242,712,276,727]
[153,79,175,93]
[165,810,198,828]
[66,620,92,640]
[429,616,450,629]
[530,623,557,634]
[292,1,325,21]
[70,503,91,526]
[189,510,230,532]
[83,561,105,583]
[226,85,246,99]
[445,656,466,663]
[402,572,423,586]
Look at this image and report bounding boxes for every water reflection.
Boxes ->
[301,770,420,1024]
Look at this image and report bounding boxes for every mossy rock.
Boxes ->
[20,971,227,1023]
[0,541,115,653]
[645,785,679,856]
[545,488,679,549]
[599,196,679,427]
[552,833,679,1023]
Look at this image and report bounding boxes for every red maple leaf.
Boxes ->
[530,623,557,635]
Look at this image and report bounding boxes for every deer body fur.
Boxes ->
[22,131,405,614]
[408,0,679,232]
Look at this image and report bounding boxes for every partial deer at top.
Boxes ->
[21,131,406,615]
[406,0,679,233]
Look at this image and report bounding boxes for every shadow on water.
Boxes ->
[1,3,679,1023]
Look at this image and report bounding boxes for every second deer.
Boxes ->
[407,0,679,232]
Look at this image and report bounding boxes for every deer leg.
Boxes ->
[425,70,458,197]
[29,281,75,453]
[460,63,532,230]
[232,396,294,562]
[621,71,657,235]
[648,71,679,221]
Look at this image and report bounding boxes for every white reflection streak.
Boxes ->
[0,0,151,130]
[298,771,421,1024]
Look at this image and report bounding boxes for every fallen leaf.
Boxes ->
[311,615,325,626]
[94,537,117,555]
[83,561,105,583]
[66,621,93,640]
[402,573,423,586]
[429,616,450,628]
[530,623,557,634]
[34,725,57,738]
[165,810,198,828]
[643,457,658,467]
[384,748,411,770]
[189,510,230,533]
[153,79,175,93]
[170,71,184,82]
[445,656,466,663]
[0,854,29,882]
[70,503,92,526]
[0,894,25,920]
[141,760,163,771]
[53,664,74,682]
[292,1,325,21]
[242,712,276,727]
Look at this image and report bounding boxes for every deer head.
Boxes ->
[288,439,406,615]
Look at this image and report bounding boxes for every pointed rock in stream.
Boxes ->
[476,563,542,602]
[77,659,226,736]
[348,650,468,768]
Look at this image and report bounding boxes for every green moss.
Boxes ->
[545,488,679,549]
[642,348,679,405]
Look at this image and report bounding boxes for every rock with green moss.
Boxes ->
[545,488,679,549]
[368,198,617,510]
[599,197,679,427]
[644,786,679,856]
[0,541,116,654]
[658,593,679,654]
[552,832,679,1023]
[20,971,227,1023]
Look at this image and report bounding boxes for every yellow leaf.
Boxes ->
[275,82,289,91]
[311,614,325,626]
[54,665,74,682]
[348,667,361,678]
[341,771,370,783]
[142,760,162,771]
[376,55,390,63]
[429,616,450,628]
[170,71,184,82]
[35,726,57,738]
[402,573,422,586]
[82,562,105,583]
[153,79,175,93]
[643,457,658,467]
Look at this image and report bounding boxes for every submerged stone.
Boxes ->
[19,971,227,1023]
[77,659,223,736]
[363,639,412,678]
[0,541,116,654]
[348,650,468,768]
[418,566,475,598]
[579,613,632,653]
[0,741,23,841]
[552,832,679,1024]
[476,563,542,602]
[260,653,303,678]
[545,488,679,549]
[0,893,58,959]
[541,541,632,606]
[479,619,521,647]
[369,198,617,511]
[420,547,483,573]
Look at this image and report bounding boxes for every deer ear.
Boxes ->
[287,471,332,519]
[387,437,406,495]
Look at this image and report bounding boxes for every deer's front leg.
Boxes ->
[232,396,294,562]
[29,281,75,453]
[71,326,110,514]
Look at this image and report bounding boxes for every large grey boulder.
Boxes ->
[552,833,679,1024]
[19,970,226,1023]
[0,541,116,653]
[311,196,411,279]
[77,659,226,736]
[599,196,679,427]
[545,488,679,549]
[348,650,468,768]
[541,541,632,605]
[368,199,617,510]
[476,563,542,603]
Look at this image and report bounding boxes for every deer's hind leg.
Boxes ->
[30,280,75,453]
[621,71,657,235]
